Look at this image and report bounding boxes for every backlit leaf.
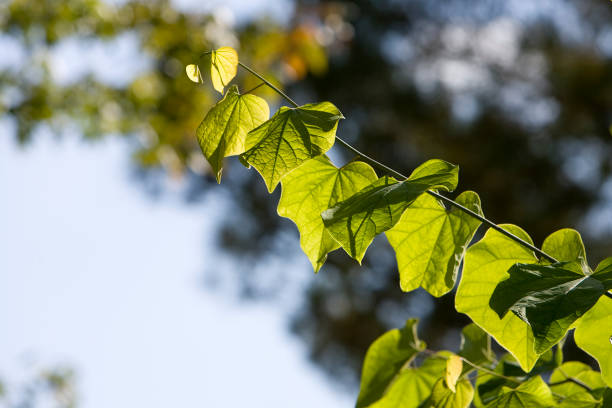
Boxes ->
[482,376,556,408]
[455,225,541,372]
[241,102,343,192]
[490,261,609,354]
[196,85,269,182]
[185,64,202,83]
[278,156,377,272]
[322,159,459,263]
[425,378,474,408]
[366,352,451,408]
[574,290,612,387]
[356,318,426,408]
[549,362,605,407]
[210,46,239,93]
[445,354,463,392]
[541,228,589,272]
[386,190,482,296]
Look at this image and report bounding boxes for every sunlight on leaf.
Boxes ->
[196,85,269,182]
[278,156,377,271]
[482,376,555,408]
[549,362,605,407]
[445,355,462,392]
[241,102,343,192]
[366,352,452,408]
[386,191,482,296]
[210,46,239,93]
[425,378,474,408]
[356,319,426,408]
[185,64,202,83]
[455,224,541,372]
[322,159,459,263]
[574,292,612,387]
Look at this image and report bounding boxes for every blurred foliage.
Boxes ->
[0,367,75,408]
[2,0,612,392]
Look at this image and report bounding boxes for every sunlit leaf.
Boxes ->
[455,224,541,372]
[366,352,451,408]
[386,191,482,296]
[445,354,463,392]
[482,376,556,408]
[210,46,239,93]
[459,323,494,367]
[574,286,612,387]
[196,85,269,182]
[241,102,343,192]
[185,64,202,83]
[490,260,610,354]
[425,378,474,408]
[322,159,459,263]
[549,362,605,407]
[541,228,589,272]
[278,156,377,271]
[356,318,426,408]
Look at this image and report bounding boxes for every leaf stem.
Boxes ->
[237,60,559,263]
[548,377,593,392]
[238,62,299,107]
[242,82,266,95]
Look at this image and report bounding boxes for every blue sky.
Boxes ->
[0,130,352,406]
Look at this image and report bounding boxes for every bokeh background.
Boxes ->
[1,0,611,406]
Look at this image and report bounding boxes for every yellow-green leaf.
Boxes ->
[445,355,463,392]
[366,352,452,408]
[322,159,459,263]
[356,319,426,408]
[483,376,556,407]
[196,85,269,182]
[210,46,238,93]
[386,191,482,296]
[425,378,474,408]
[549,361,605,407]
[455,225,541,372]
[574,294,612,387]
[278,156,377,271]
[241,101,343,192]
[185,64,202,83]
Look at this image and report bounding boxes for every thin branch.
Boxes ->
[237,60,560,263]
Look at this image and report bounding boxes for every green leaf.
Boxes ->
[196,85,269,182]
[459,323,494,367]
[489,261,608,354]
[386,190,482,296]
[209,46,239,93]
[574,294,612,387]
[365,352,451,408]
[455,224,541,372]
[185,64,202,83]
[277,156,377,272]
[322,159,459,263]
[550,362,605,407]
[482,376,556,408]
[542,228,589,272]
[425,378,474,408]
[445,354,463,392]
[356,319,426,408]
[241,102,343,192]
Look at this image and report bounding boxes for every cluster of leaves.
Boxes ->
[358,319,612,408]
[189,46,612,406]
